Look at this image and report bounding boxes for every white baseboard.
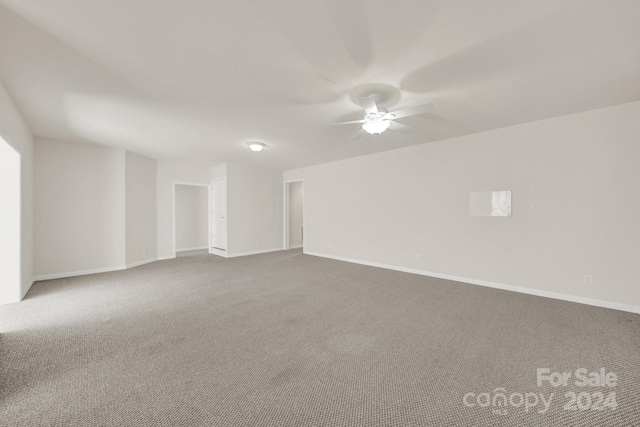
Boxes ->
[288,245,303,249]
[20,278,35,301]
[33,257,158,284]
[33,265,126,282]
[157,255,176,261]
[209,248,228,258]
[304,251,640,315]
[227,248,282,258]
[126,258,157,269]
[176,246,208,253]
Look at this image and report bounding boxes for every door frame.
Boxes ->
[283,179,304,250]
[172,181,211,258]
[209,177,227,256]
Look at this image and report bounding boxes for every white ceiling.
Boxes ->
[1,0,639,170]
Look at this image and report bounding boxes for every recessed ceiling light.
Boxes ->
[248,142,265,152]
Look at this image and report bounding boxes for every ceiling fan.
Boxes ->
[333,94,435,140]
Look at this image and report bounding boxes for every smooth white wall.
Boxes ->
[0,136,20,304]
[284,101,640,310]
[157,160,211,259]
[175,185,208,251]
[0,81,34,301]
[125,151,157,265]
[211,163,226,180]
[226,163,282,255]
[288,181,303,247]
[34,138,126,276]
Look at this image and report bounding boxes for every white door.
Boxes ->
[211,178,227,250]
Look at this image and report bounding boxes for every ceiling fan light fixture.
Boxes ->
[248,142,265,152]
[362,120,390,135]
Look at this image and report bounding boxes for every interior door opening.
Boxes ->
[283,180,304,251]
[172,182,211,258]
[210,177,227,252]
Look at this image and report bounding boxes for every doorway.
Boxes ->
[0,133,21,304]
[283,180,304,250]
[172,182,211,258]
[210,177,227,253]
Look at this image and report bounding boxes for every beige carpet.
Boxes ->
[1,249,639,426]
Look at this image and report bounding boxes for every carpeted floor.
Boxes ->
[1,249,639,426]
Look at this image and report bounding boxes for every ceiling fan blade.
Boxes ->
[388,102,435,119]
[325,0,373,69]
[351,128,367,140]
[331,119,366,126]
[358,96,378,114]
[388,121,412,133]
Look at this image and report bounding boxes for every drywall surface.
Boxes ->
[288,181,303,247]
[284,101,640,310]
[125,151,157,265]
[175,184,208,251]
[211,163,226,180]
[157,159,211,259]
[226,163,282,255]
[0,136,20,304]
[34,138,126,276]
[0,82,34,301]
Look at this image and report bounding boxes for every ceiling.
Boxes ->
[0,0,639,171]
